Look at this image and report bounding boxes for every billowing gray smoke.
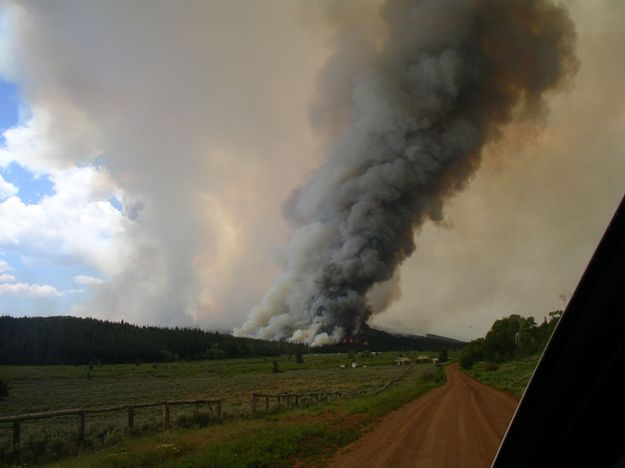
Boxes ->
[235,0,577,346]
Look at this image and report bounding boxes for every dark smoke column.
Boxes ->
[235,0,578,346]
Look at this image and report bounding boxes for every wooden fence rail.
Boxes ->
[251,391,341,415]
[0,398,222,461]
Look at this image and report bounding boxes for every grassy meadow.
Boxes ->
[0,351,442,465]
[464,355,540,398]
[45,362,443,467]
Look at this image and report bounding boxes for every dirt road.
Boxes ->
[328,364,518,468]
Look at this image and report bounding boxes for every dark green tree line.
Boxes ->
[0,316,304,365]
[460,311,562,368]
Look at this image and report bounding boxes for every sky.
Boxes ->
[0,0,623,341]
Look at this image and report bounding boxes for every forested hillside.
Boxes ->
[0,316,302,365]
[317,326,465,353]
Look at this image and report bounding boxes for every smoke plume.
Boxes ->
[235,0,577,346]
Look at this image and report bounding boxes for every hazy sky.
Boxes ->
[0,0,623,341]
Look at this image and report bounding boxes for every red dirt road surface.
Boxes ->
[328,364,519,468]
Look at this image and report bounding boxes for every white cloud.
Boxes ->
[0,165,132,276]
[0,273,15,282]
[0,259,10,272]
[0,174,17,200]
[73,274,104,285]
[0,281,61,297]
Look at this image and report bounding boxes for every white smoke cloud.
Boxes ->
[0,109,98,175]
[0,0,621,343]
[0,0,328,326]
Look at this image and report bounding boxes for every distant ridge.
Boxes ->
[424,333,466,345]
[0,315,464,365]
[316,325,465,353]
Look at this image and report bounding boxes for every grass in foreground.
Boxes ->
[464,355,540,398]
[43,364,444,467]
[0,353,441,465]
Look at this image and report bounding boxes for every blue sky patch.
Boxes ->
[109,195,123,212]
[24,261,101,290]
[0,77,54,204]
[0,162,54,204]
[0,251,101,316]
[0,251,100,289]
[0,78,19,142]
[0,77,94,316]
[0,251,21,274]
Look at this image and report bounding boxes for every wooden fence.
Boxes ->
[251,391,341,415]
[0,398,222,460]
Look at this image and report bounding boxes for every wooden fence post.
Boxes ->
[216,400,222,419]
[163,403,170,430]
[128,406,134,429]
[265,396,269,413]
[193,403,199,419]
[78,412,85,444]
[252,394,257,415]
[295,396,299,408]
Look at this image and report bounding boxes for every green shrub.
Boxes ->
[460,353,475,369]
